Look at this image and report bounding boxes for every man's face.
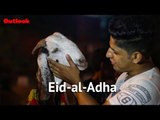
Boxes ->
[106,36,133,72]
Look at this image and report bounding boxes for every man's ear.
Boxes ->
[131,52,143,64]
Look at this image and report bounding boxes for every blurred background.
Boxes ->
[0,15,160,105]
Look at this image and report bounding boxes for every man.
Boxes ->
[48,15,160,105]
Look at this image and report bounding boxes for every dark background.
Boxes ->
[0,15,160,105]
[0,15,111,90]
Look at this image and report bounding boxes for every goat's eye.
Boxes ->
[52,48,59,53]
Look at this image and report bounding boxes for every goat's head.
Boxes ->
[32,32,88,88]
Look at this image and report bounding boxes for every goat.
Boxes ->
[32,32,88,104]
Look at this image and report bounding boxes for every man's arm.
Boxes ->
[76,82,111,105]
[76,83,99,105]
[69,88,111,105]
[48,54,111,105]
[103,100,110,105]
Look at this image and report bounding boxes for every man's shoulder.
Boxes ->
[121,68,160,92]
[152,67,160,76]
[138,67,160,81]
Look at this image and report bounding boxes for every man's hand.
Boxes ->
[48,54,81,85]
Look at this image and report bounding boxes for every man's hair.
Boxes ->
[108,15,154,58]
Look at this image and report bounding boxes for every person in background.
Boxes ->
[0,58,21,105]
[11,73,33,105]
[27,68,78,105]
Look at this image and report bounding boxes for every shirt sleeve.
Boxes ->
[108,83,156,105]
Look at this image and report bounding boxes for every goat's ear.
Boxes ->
[32,39,46,55]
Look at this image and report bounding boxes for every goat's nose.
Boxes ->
[78,58,86,63]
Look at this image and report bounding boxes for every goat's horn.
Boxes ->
[32,39,46,55]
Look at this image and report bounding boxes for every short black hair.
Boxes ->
[108,15,154,58]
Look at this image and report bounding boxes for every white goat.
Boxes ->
[32,32,88,103]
